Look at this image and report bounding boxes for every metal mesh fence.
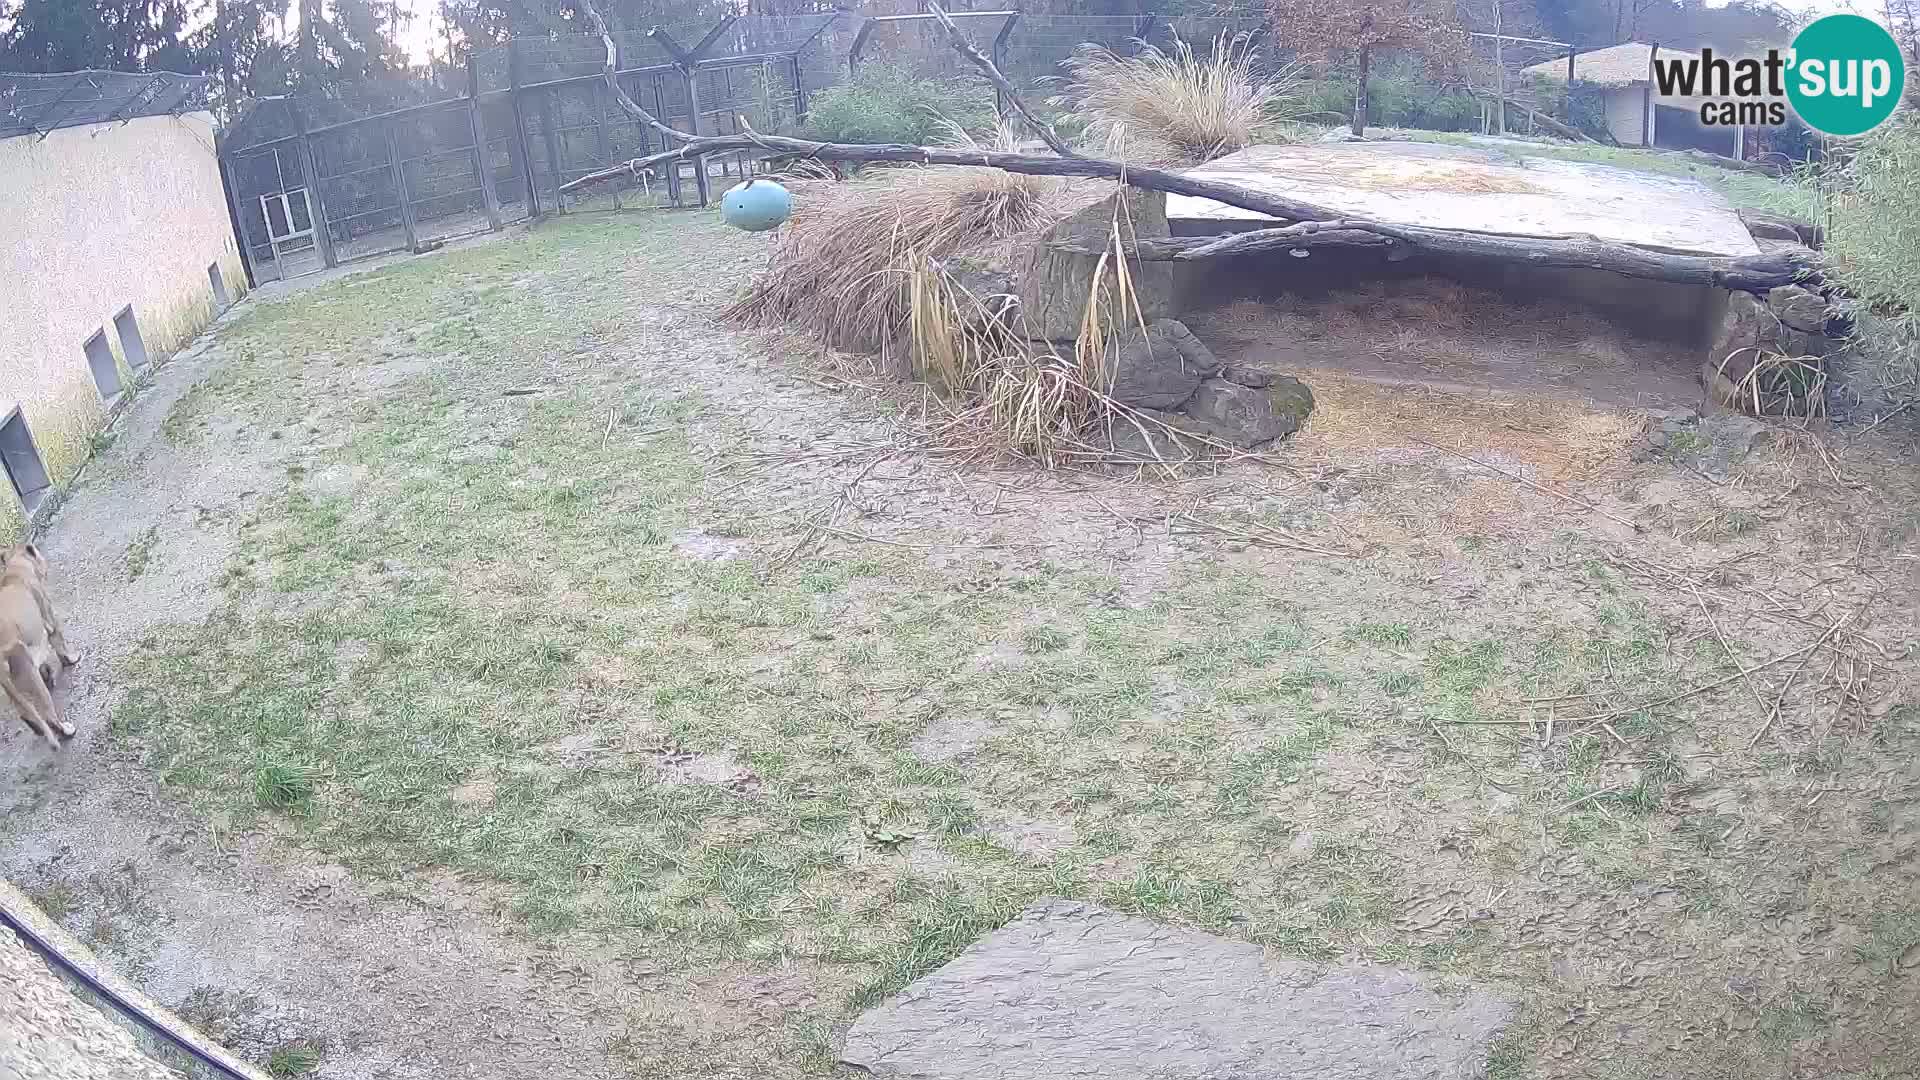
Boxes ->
[214,9,1318,284]
[0,70,210,139]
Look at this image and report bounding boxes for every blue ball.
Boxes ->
[720,179,792,232]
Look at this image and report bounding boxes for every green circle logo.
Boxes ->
[1787,14,1906,136]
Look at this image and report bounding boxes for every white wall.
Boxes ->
[0,111,244,539]
[1603,87,1648,146]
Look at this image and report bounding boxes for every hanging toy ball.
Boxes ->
[720,178,792,232]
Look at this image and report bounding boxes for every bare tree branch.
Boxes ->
[925,0,1077,157]
[572,0,692,146]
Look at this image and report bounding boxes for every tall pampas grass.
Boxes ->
[1050,32,1303,166]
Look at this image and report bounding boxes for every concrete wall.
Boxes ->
[0,111,245,542]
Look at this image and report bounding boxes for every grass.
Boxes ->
[124,525,159,580]
[266,1039,324,1078]
[101,211,1899,1078]
[27,879,78,920]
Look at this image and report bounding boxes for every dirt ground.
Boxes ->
[2,210,1917,1079]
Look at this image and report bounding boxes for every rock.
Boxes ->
[1738,207,1822,248]
[1105,408,1206,461]
[1105,318,1220,409]
[939,260,1021,332]
[1219,364,1272,388]
[1267,375,1316,428]
[1768,284,1828,334]
[1178,375,1314,448]
[1017,189,1177,341]
[1710,289,1771,365]
[841,898,1514,1080]
[1737,208,1804,244]
[1776,326,1829,358]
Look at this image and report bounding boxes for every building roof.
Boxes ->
[1522,40,1784,106]
[1522,42,1662,88]
[0,69,211,141]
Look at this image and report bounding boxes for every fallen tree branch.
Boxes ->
[1470,92,1594,143]
[926,1,1075,157]
[563,135,1349,220]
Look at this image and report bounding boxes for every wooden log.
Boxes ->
[1052,220,1813,290]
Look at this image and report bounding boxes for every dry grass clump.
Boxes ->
[1706,348,1828,418]
[904,229,1140,466]
[1050,32,1302,166]
[726,125,1071,353]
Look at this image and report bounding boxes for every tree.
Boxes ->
[1270,0,1470,134]
[0,0,196,73]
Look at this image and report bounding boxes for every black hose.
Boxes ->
[0,901,257,1080]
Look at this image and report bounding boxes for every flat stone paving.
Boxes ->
[1168,140,1760,257]
[841,898,1513,1079]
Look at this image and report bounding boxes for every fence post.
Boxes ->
[286,102,338,269]
[508,40,542,219]
[384,122,420,251]
[1564,47,1576,125]
[538,87,565,213]
[216,154,260,288]
[467,54,504,231]
[599,42,622,209]
[992,13,1021,119]
[1130,12,1158,54]
[655,75,682,205]
[683,68,710,207]
[791,53,808,123]
[655,21,734,208]
[848,17,875,72]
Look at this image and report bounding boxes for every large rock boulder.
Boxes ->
[1018,188,1177,342]
[1105,318,1221,409]
[1710,289,1772,364]
[1768,284,1828,334]
[1179,375,1315,448]
[1738,207,1822,248]
[1105,408,1206,462]
[1704,287,1839,410]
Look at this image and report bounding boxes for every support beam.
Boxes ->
[466,54,504,231]
[508,39,541,219]
[686,15,739,63]
[286,100,338,268]
[385,122,420,251]
[991,12,1021,119]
